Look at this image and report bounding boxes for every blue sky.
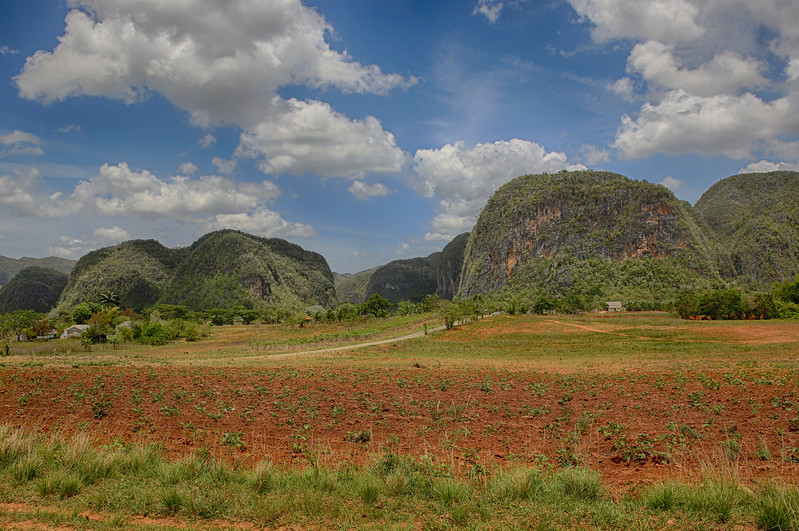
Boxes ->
[1,0,798,273]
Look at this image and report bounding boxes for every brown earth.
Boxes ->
[1,362,798,493]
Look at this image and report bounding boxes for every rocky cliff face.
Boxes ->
[694,171,799,286]
[459,171,719,300]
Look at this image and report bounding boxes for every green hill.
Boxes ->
[334,268,378,304]
[0,266,69,313]
[694,171,799,286]
[459,171,720,308]
[54,230,337,314]
[162,231,336,310]
[0,256,75,287]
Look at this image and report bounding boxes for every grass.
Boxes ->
[1,426,797,529]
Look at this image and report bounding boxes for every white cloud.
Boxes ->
[14,0,416,180]
[739,160,799,173]
[0,162,283,221]
[569,0,799,160]
[627,41,765,96]
[211,157,237,175]
[580,144,610,165]
[199,134,217,149]
[198,209,316,239]
[612,90,799,159]
[0,45,19,56]
[659,176,685,192]
[15,0,415,126]
[57,124,82,134]
[569,0,704,45]
[178,162,199,175]
[236,98,408,178]
[413,139,585,241]
[607,77,636,101]
[348,180,394,201]
[0,130,45,157]
[473,0,504,23]
[395,242,412,255]
[48,226,131,258]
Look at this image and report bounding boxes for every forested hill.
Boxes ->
[0,256,75,287]
[694,171,799,286]
[458,170,721,307]
[53,230,337,314]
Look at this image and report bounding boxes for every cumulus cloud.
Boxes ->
[0,162,304,234]
[0,130,45,157]
[14,0,416,178]
[659,176,685,192]
[198,209,316,239]
[580,144,610,165]
[49,226,131,258]
[607,77,636,101]
[473,0,504,23]
[0,45,18,56]
[570,0,704,45]
[211,157,237,175]
[235,98,407,178]
[348,180,394,201]
[627,41,765,96]
[413,139,585,241]
[739,160,799,173]
[612,90,799,159]
[198,134,217,149]
[178,162,199,175]
[569,0,799,160]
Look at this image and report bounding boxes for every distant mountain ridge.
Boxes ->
[0,256,75,287]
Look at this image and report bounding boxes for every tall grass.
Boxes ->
[0,427,797,529]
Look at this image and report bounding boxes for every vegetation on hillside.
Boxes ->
[459,171,721,309]
[0,255,75,287]
[333,267,377,304]
[0,266,68,313]
[695,171,799,286]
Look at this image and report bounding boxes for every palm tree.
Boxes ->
[99,291,120,308]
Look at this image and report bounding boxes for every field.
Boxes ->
[1,312,799,529]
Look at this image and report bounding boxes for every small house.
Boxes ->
[60,324,89,339]
[606,301,625,312]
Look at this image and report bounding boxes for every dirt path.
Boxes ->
[249,323,449,360]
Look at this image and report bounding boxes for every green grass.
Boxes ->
[0,426,798,529]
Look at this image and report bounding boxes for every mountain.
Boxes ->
[0,266,69,313]
[161,231,337,310]
[363,232,469,304]
[694,171,799,286]
[437,232,469,299]
[55,239,180,313]
[0,256,75,287]
[458,170,720,306]
[334,267,378,304]
[54,230,337,313]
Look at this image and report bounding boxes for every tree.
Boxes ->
[360,294,392,318]
[99,291,120,308]
[72,302,101,324]
[0,310,44,340]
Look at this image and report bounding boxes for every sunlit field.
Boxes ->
[1,312,798,529]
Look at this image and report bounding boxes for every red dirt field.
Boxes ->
[1,363,798,492]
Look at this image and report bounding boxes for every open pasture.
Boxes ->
[1,312,799,529]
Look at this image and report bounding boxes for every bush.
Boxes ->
[139,322,175,346]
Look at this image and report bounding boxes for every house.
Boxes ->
[36,329,59,340]
[606,301,625,312]
[60,324,89,339]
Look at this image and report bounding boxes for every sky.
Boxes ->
[1,0,798,273]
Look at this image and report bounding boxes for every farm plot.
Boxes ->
[0,313,798,528]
